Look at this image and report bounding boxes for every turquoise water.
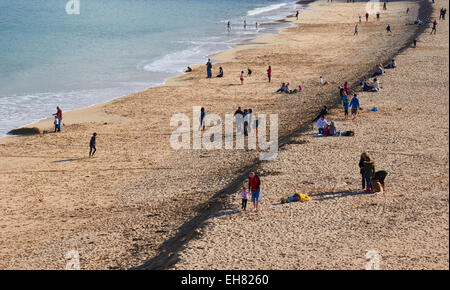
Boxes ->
[0,0,307,134]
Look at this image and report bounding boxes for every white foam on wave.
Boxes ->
[247,3,288,16]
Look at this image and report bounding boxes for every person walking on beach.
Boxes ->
[227,21,231,32]
[52,106,63,132]
[376,11,380,21]
[267,66,272,83]
[240,186,249,211]
[206,59,212,78]
[296,10,299,20]
[199,107,206,131]
[354,24,359,35]
[413,38,417,48]
[89,133,97,158]
[365,12,369,22]
[350,94,360,119]
[431,19,438,34]
[343,81,350,95]
[240,71,245,85]
[344,98,350,119]
[244,20,247,30]
[248,172,261,212]
[383,1,387,10]
[359,15,362,23]
[359,152,371,191]
[255,22,258,30]
[386,24,392,33]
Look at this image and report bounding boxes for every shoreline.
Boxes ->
[2,1,311,140]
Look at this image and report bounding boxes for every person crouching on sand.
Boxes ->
[240,186,249,211]
[89,133,97,158]
[248,172,261,212]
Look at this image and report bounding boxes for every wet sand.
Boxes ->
[0,0,442,269]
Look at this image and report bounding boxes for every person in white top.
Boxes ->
[316,116,328,134]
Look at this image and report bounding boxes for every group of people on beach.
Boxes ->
[233,107,258,136]
[227,20,259,32]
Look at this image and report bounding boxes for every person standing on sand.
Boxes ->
[359,15,362,23]
[354,24,359,35]
[199,107,206,131]
[267,66,272,83]
[363,160,376,193]
[386,24,392,33]
[240,71,245,85]
[344,98,350,119]
[248,172,261,212]
[296,10,299,20]
[206,59,212,78]
[359,152,371,190]
[255,22,258,30]
[240,186,249,211]
[365,12,369,22]
[234,106,244,133]
[413,38,417,48]
[244,20,247,30]
[350,94,360,119]
[89,133,97,158]
[431,19,438,34]
[52,106,63,132]
[227,21,231,32]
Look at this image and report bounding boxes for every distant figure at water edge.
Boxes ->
[89,133,97,158]
[52,106,63,132]
[206,59,212,78]
[227,21,231,32]
[296,10,299,20]
[255,22,258,30]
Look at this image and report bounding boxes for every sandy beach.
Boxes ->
[0,0,447,270]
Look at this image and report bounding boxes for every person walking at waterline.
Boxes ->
[227,21,231,32]
[248,172,261,212]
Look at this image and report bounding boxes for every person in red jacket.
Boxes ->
[267,66,272,83]
[248,172,261,212]
[53,106,63,132]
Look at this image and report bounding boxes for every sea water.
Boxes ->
[0,0,307,135]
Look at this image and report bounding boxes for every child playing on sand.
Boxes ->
[240,186,249,211]
[344,98,350,119]
[53,116,59,133]
[240,71,244,85]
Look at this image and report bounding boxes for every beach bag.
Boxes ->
[342,130,355,137]
[370,107,378,112]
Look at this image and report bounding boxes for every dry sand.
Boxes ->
[173,0,449,270]
[0,0,446,269]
